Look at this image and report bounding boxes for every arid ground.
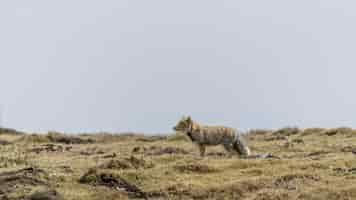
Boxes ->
[0,127,356,199]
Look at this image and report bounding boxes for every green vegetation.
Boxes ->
[0,128,355,199]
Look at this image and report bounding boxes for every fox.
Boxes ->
[173,116,251,157]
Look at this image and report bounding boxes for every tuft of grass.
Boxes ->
[87,132,143,143]
[18,134,51,143]
[79,168,147,199]
[167,133,189,142]
[18,132,95,144]
[100,156,154,170]
[301,128,326,136]
[273,127,300,136]
[0,127,24,135]
[323,127,356,136]
[1,126,356,199]
[136,135,168,142]
[248,129,273,136]
[174,163,219,173]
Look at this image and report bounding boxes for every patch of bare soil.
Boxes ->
[26,190,64,200]
[0,167,50,199]
[79,168,147,199]
[100,156,154,170]
[133,146,189,156]
[174,163,218,173]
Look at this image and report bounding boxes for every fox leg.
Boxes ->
[198,145,206,157]
[233,135,251,156]
[223,143,236,158]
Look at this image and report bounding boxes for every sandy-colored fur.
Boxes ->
[173,116,251,157]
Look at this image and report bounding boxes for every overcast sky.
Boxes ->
[1,1,356,133]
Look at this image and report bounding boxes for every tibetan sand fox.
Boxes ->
[173,116,251,157]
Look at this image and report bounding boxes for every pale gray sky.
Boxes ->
[1,1,356,133]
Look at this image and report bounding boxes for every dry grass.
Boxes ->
[0,129,355,199]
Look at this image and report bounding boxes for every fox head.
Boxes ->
[173,116,193,132]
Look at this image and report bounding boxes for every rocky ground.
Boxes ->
[0,127,356,199]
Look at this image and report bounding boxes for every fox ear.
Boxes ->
[187,116,192,122]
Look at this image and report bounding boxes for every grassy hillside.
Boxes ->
[0,128,356,199]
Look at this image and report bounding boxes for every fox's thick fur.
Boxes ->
[173,116,251,157]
